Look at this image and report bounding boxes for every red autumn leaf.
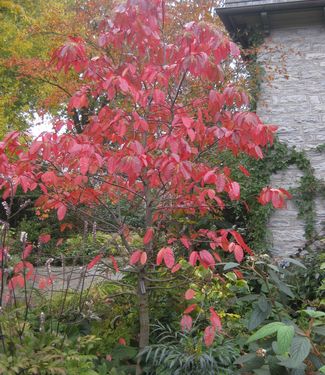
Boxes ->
[56,238,64,246]
[228,181,240,201]
[163,247,175,269]
[140,251,147,265]
[57,204,67,221]
[233,269,244,279]
[14,261,34,280]
[189,251,199,266]
[156,247,174,268]
[8,275,25,290]
[22,244,33,260]
[184,304,197,314]
[171,263,181,273]
[130,250,142,265]
[79,157,89,175]
[204,325,216,347]
[185,289,195,300]
[110,255,119,273]
[233,244,244,263]
[143,227,154,245]
[213,252,222,263]
[209,307,222,330]
[39,234,51,244]
[156,247,165,266]
[60,223,72,232]
[239,165,250,177]
[180,314,193,331]
[118,338,126,346]
[230,230,253,255]
[180,236,191,249]
[38,277,47,289]
[199,250,215,268]
[87,254,102,270]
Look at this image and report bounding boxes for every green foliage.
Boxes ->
[0,311,100,374]
[140,323,239,375]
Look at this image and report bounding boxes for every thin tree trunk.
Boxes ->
[136,271,150,375]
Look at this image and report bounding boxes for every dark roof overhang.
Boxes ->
[216,0,325,45]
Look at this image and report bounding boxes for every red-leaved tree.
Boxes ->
[0,0,290,371]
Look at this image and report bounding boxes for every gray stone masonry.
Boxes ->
[257,24,325,256]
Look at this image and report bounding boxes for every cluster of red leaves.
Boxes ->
[258,187,292,208]
[0,0,291,345]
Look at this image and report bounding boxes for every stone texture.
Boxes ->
[257,24,325,256]
[268,200,306,257]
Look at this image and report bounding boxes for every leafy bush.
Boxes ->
[140,323,239,375]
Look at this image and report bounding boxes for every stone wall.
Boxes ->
[257,24,325,256]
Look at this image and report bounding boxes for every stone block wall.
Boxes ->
[257,24,325,256]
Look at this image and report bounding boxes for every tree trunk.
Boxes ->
[136,271,150,375]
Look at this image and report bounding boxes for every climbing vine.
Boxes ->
[227,27,324,253]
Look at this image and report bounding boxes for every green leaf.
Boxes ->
[247,322,285,343]
[289,336,311,365]
[247,303,272,331]
[223,262,239,271]
[290,368,307,375]
[319,365,325,374]
[234,353,257,365]
[282,258,306,269]
[313,326,325,336]
[268,269,294,298]
[253,366,271,375]
[277,325,294,354]
[257,294,269,313]
[267,264,279,272]
[301,310,325,318]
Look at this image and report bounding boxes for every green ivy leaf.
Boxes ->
[277,325,294,354]
[319,365,325,374]
[247,322,285,343]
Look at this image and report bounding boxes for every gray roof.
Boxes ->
[217,0,325,45]
[222,0,307,7]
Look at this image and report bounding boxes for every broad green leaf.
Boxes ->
[282,258,306,269]
[319,365,325,374]
[301,310,325,318]
[290,368,307,375]
[313,326,325,336]
[278,358,307,370]
[223,262,239,271]
[277,325,294,354]
[257,294,269,313]
[289,336,311,365]
[234,353,256,365]
[247,303,272,331]
[253,366,271,375]
[247,322,285,343]
[267,264,279,272]
[268,270,295,298]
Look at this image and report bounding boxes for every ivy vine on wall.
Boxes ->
[230,27,324,253]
